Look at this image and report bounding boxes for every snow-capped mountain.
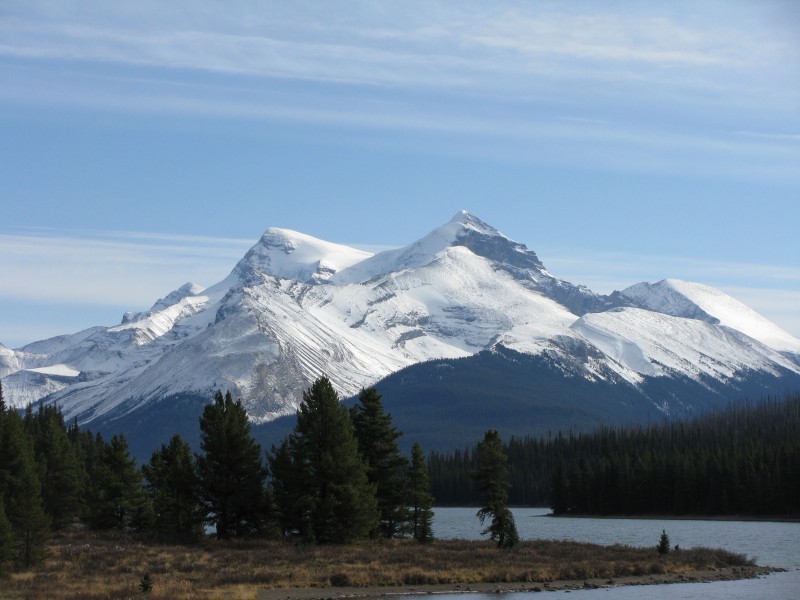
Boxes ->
[621,279,800,355]
[2,211,799,450]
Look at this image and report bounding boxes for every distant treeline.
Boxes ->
[429,394,800,516]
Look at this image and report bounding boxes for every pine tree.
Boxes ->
[268,436,314,538]
[85,434,152,531]
[657,529,670,555]
[350,387,409,538]
[11,456,50,567]
[0,411,50,566]
[272,377,378,543]
[73,430,107,524]
[474,430,518,548]
[0,497,14,575]
[26,405,83,530]
[407,442,435,542]
[143,434,204,539]
[196,391,271,539]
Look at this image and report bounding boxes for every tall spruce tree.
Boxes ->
[474,430,518,549]
[73,430,107,524]
[196,391,271,539]
[268,436,314,538]
[271,377,378,543]
[0,410,49,566]
[85,434,152,531]
[407,442,435,542]
[0,497,14,575]
[143,434,204,539]
[350,387,409,538]
[26,405,83,530]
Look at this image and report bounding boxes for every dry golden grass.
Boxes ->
[0,530,755,600]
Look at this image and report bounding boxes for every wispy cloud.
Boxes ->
[2,2,790,89]
[2,2,797,184]
[0,228,252,307]
[3,61,797,185]
[2,1,796,110]
[543,249,800,293]
[732,131,800,143]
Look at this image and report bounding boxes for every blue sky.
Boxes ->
[1,0,799,348]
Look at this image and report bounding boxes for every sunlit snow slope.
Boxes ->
[622,279,800,354]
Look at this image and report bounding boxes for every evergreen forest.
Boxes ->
[0,379,435,574]
[428,394,800,517]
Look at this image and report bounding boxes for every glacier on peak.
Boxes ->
[0,342,21,378]
[234,226,373,285]
[150,282,205,311]
[332,211,546,284]
[16,326,106,356]
[571,307,798,382]
[623,279,800,355]
[111,293,210,346]
[122,281,205,324]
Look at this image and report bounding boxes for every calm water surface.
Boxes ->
[425,507,800,600]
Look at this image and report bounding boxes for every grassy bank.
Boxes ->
[2,530,761,600]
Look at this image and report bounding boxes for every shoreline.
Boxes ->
[475,507,800,524]
[542,513,800,524]
[257,565,779,600]
[443,507,800,524]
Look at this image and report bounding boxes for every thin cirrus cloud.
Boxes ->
[2,3,797,185]
[1,2,794,100]
[3,66,797,185]
[1,4,784,73]
[542,252,800,302]
[0,229,252,307]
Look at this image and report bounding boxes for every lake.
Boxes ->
[427,507,800,599]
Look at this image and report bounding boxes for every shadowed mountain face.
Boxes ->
[2,211,798,460]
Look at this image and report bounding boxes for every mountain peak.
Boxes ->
[121,281,206,324]
[235,226,372,284]
[333,211,546,284]
[623,279,800,354]
[448,213,544,271]
[151,281,204,309]
[449,210,480,225]
[448,210,496,232]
